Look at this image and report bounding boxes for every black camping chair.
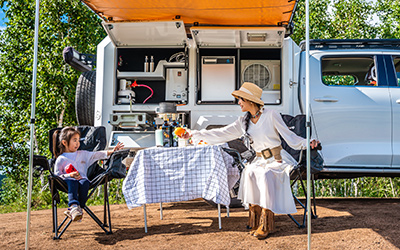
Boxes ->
[220,139,256,208]
[32,126,129,240]
[280,114,324,228]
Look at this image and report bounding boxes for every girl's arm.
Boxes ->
[107,142,124,156]
[86,142,125,166]
[54,157,71,179]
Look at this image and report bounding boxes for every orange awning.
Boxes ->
[81,0,297,26]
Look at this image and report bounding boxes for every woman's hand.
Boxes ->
[310,140,320,149]
[177,129,192,140]
[70,171,81,180]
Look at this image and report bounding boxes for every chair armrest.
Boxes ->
[33,155,50,177]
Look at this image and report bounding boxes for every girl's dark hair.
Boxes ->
[52,127,81,158]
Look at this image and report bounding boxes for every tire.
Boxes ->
[75,71,96,126]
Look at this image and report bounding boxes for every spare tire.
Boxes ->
[76,71,96,126]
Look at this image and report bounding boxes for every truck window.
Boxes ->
[393,57,400,86]
[321,57,376,86]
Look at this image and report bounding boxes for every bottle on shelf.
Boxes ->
[150,56,154,72]
[144,55,149,72]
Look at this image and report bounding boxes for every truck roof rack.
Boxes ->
[299,39,400,51]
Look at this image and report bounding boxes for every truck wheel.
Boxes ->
[75,71,96,126]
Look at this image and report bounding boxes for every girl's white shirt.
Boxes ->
[191,108,308,152]
[54,150,107,180]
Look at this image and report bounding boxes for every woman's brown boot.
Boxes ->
[253,208,275,239]
[248,204,262,235]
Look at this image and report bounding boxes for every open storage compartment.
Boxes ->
[192,27,284,105]
[116,48,187,104]
[103,21,189,105]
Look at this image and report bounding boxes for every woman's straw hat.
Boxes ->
[231,82,264,106]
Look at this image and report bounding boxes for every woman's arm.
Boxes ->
[272,110,319,149]
[187,118,245,145]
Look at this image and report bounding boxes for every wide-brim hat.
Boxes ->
[231,82,264,106]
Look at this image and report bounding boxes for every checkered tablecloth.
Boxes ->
[122,144,239,208]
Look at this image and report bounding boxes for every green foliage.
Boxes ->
[322,75,356,86]
[292,0,386,43]
[0,0,105,208]
[292,0,333,44]
[376,0,400,38]
[294,177,400,198]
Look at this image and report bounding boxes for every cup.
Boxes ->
[155,129,163,146]
[178,138,188,147]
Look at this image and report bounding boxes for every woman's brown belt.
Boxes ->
[256,145,282,161]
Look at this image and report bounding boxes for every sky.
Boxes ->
[0,8,5,30]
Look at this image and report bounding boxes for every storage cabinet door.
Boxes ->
[306,54,392,168]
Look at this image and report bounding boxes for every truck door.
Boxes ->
[304,54,392,168]
[388,54,400,168]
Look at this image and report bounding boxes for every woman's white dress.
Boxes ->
[191,109,307,214]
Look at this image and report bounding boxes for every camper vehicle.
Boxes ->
[75,1,400,178]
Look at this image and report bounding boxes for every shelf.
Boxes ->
[117,60,185,80]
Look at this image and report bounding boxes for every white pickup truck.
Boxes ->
[73,1,400,178]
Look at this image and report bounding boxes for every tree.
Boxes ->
[292,0,378,43]
[0,0,105,206]
[329,0,377,39]
[376,0,400,38]
[292,0,333,44]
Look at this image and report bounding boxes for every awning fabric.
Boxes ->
[81,0,296,26]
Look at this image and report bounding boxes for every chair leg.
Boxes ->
[103,180,108,227]
[81,176,112,235]
[83,206,112,234]
[51,187,72,240]
[289,168,321,229]
[105,178,113,234]
[311,174,318,219]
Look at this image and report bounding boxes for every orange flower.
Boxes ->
[174,127,186,137]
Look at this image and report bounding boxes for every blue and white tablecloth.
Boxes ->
[122,144,239,208]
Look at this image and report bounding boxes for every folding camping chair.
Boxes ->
[281,114,323,228]
[32,126,129,239]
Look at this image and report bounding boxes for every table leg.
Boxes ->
[226,206,230,217]
[160,202,163,220]
[143,204,148,233]
[218,204,222,230]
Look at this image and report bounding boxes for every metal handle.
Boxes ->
[314,97,338,103]
[396,99,400,104]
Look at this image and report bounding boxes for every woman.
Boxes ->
[179,82,319,239]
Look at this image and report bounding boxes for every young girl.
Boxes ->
[53,126,124,222]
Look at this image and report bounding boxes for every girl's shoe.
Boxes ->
[64,208,72,219]
[70,206,83,222]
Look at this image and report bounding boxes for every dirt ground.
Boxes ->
[1,198,399,250]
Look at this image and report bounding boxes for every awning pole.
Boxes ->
[305,0,311,249]
[25,0,41,249]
